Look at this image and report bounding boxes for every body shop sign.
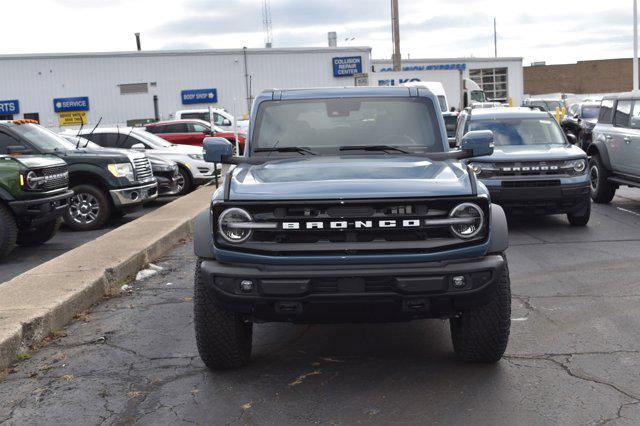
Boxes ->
[181,88,218,105]
[0,100,19,114]
[54,97,89,112]
[333,56,362,77]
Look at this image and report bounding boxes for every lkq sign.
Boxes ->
[0,100,19,114]
[53,97,90,112]
[181,88,218,105]
[333,56,363,77]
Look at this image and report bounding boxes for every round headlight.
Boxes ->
[26,171,41,189]
[449,203,484,239]
[218,207,253,243]
[573,159,586,173]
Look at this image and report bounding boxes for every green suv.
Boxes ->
[0,154,73,259]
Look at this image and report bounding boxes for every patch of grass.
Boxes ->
[16,353,31,361]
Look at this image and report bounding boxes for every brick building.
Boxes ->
[524,58,639,95]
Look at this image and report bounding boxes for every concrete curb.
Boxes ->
[0,184,217,371]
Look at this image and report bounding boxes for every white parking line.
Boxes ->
[616,207,640,217]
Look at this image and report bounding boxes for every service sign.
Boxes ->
[181,88,217,105]
[58,111,87,126]
[333,56,362,77]
[0,100,20,115]
[53,96,89,112]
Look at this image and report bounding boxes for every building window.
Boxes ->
[119,83,148,94]
[469,67,508,102]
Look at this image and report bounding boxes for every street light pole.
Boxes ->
[634,0,639,90]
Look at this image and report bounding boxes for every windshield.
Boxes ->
[469,117,566,146]
[10,124,70,151]
[470,90,486,103]
[252,97,441,153]
[132,130,173,148]
[581,105,600,119]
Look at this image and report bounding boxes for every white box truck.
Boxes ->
[372,70,486,111]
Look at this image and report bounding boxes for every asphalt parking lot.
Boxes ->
[1,188,640,425]
[0,197,177,284]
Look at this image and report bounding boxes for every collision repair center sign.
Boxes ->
[0,100,19,115]
[181,88,218,105]
[333,56,362,77]
[53,96,89,112]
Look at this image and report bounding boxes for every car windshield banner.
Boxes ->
[54,97,89,112]
[333,56,362,77]
[181,89,218,105]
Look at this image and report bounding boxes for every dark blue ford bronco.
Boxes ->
[193,87,511,369]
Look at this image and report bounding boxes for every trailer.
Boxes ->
[372,69,486,111]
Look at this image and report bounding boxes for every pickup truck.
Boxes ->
[0,153,73,258]
[192,87,511,369]
[0,121,158,231]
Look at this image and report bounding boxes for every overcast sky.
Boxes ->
[2,0,634,65]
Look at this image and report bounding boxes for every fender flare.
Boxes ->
[488,203,509,254]
[0,187,14,202]
[193,209,215,259]
[587,139,612,171]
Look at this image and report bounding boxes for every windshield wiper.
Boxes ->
[254,147,316,155]
[339,145,410,154]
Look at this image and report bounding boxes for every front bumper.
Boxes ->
[9,189,74,224]
[483,178,591,214]
[156,175,180,196]
[199,254,506,323]
[109,182,158,207]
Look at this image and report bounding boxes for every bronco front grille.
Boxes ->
[41,165,69,191]
[212,197,490,256]
[494,161,565,176]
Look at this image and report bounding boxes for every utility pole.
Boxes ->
[634,0,638,90]
[493,18,497,58]
[391,0,401,71]
[134,33,141,51]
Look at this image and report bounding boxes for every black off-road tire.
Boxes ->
[63,184,112,231]
[0,203,18,259]
[589,155,616,204]
[567,199,591,227]
[450,256,511,363]
[176,167,194,196]
[193,259,253,370]
[16,218,61,247]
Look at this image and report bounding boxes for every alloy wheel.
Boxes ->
[590,165,599,192]
[69,192,101,224]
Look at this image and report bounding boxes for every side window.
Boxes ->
[164,123,189,133]
[0,132,20,154]
[213,113,226,126]
[191,123,209,133]
[119,135,146,149]
[145,126,159,134]
[598,99,614,124]
[614,100,632,128]
[99,133,121,148]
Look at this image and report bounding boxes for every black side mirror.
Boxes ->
[448,137,457,149]
[566,133,577,144]
[7,145,31,155]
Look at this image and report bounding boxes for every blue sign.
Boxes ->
[181,88,218,105]
[378,63,467,72]
[333,56,362,77]
[0,100,19,115]
[54,97,89,112]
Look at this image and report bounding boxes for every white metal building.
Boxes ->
[0,47,372,129]
[372,57,524,106]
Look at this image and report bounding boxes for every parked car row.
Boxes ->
[0,119,223,260]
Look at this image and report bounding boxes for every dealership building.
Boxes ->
[0,46,524,129]
[373,57,524,106]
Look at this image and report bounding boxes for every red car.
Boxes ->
[145,119,246,152]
